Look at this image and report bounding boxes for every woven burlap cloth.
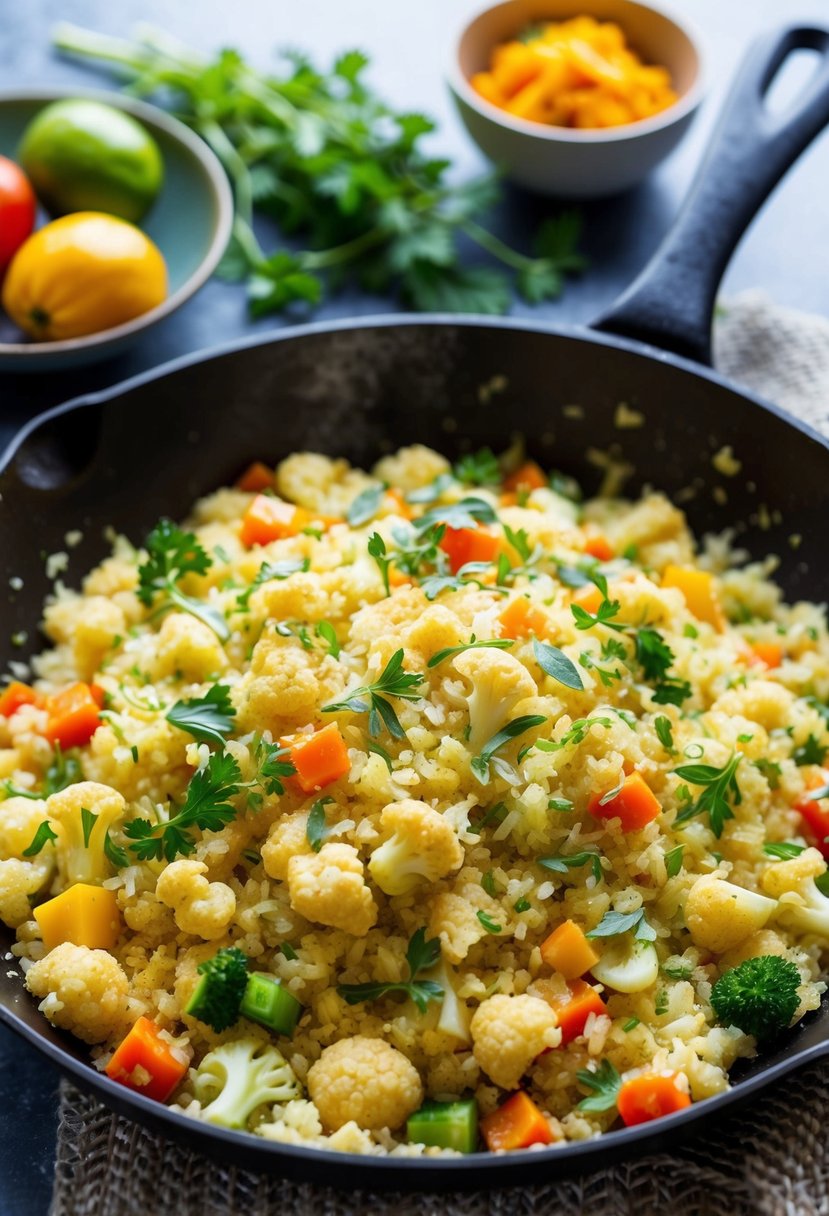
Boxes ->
[51,291,829,1216]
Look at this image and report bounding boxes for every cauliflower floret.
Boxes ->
[404,604,466,663]
[46,782,126,887]
[25,942,129,1044]
[276,452,373,516]
[761,848,829,938]
[368,799,463,896]
[428,884,503,963]
[453,649,536,751]
[149,612,228,682]
[307,1036,423,1132]
[45,595,126,680]
[287,843,377,936]
[470,993,561,1090]
[684,875,777,954]
[234,639,321,733]
[372,446,451,492]
[0,795,54,927]
[155,860,236,940]
[261,811,311,882]
[193,1037,300,1129]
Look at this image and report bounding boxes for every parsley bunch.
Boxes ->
[337,928,443,1013]
[55,26,586,316]
[323,648,424,738]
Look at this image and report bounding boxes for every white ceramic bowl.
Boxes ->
[448,0,703,198]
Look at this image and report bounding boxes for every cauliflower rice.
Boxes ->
[2,443,829,1155]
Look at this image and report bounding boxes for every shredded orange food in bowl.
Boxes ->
[471,16,678,129]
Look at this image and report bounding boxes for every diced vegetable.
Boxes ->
[542,978,608,1045]
[583,533,614,562]
[44,682,103,749]
[407,1098,478,1153]
[386,487,414,520]
[499,597,549,640]
[503,461,546,493]
[440,526,502,575]
[236,461,275,492]
[588,772,661,830]
[797,798,829,860]
[616,1071,691,1126]
[185,946,249,1032]
[662,565,725,631]
[288,723,351,793]
[240,972,303,1036]
[540,919,599,979]
[34,883,120,952]
[748,642,783,670]
[571,584,603,615]
[240,494,310,546]
[105,1015,188,1102]
[480,1090,555,1151]
[0,681,40,717]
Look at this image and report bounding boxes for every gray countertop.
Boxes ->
[2,0,829,1211]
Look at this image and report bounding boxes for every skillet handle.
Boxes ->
[593,26,829,365]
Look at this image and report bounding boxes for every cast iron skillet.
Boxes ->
[2,25,829,1193]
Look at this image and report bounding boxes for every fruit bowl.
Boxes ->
[0,87,233,371]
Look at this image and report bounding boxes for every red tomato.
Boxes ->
[0,157,36,275]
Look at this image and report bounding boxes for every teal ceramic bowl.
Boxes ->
[0,88,233,371]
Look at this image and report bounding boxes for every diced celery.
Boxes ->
[240,972,302,1036]
[406,1099,478,1153]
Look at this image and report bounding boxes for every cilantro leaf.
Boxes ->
[137,519,228,641]
[414,497,498,535]
[123,750,242,862]
[673,754,743,837]
[306,797,333,852]
[587,907,656,941]
[347,484,385,527]
[453,449,501,487]
[166,684,236,746]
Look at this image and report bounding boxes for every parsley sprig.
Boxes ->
[673,754,743,837]
[124,750,242,862]
[166,684,236,746]
[137,519,229,641]
[235,557,309,611]
[323,649,424,739]
[337,928,443,1013]
[576,1059,622,1113]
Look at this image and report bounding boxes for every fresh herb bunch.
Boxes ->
[54,24,586,315]
[337,927,443,1012]
[166,683,236,746]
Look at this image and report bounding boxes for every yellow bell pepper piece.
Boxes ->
[34,883,120,952]
[662,565,726,631]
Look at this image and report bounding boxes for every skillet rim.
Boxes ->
[2,311,829,1186]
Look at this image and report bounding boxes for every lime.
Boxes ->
[19,99,164,224]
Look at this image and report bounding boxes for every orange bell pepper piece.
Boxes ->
[106,1016,189,1103]
[240,495,310,546]
[480,1091,555,1151]
[540,919,599,979]
[287,723,351,793]
[588,771,661,831]
[440,527,502,575]
[583,533,614,562]
[572,584,603,615]
[44,683,102,749]
[616,1071,691,1126]
[236,461,275,493]
[747,641,783,670]
[503,460,546,494]
[542,978,608,1045]
[0,681,40,717]
[499,597,549,640]
[34,883,121,952]
[662,565,726,631]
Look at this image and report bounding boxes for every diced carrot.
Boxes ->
[543,978,608,1045]
[747,641,783,670]
[44,683,102,749]
[588,771,661,830]
[34,884,121,952]
[388,566,414,588]
[499,597,549,640]
[236,461,275,493]
[240,495,310,546]
[540,919,599,979]
[288,723,351,793]
[0,681,40,717]
[106,1016,189,1103]
[89,684,106,709]
[503,460,546,494]
[439,527,502,575]
[499,492,518,507]
[480,1091,555,1152]
[796,770,829,859]
[572,585,603,615]
[662,565,726,631]
[386,488,414,520]
[616,1071,691,1126]
[583,533,614,562]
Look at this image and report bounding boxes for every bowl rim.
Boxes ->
[447,0,705,144]
[0,85,234,359]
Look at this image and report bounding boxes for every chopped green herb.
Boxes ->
[347,484,386,527]
[427,635,514,668]
[587,907,656,941]
[664,844,684,878]
[673,754,743,837]
[654,990,669,1016]
[123,750,243,862]
[316,620,341,658]
[661,961,693,980]
[22,820,58,856]
[469,802,508,834]
[539,850,601,875]
[414,497,497,536]
[235,557,309,610]
[166,683,236,746]
[548,796,574,812]
[481,869,498,896]
[514,897,531,913]
[80,806,97,849]
[754,758,782,790]
[306,797,334,853]
[476,909,502,934]
[622,1017,640,1032]
[471,714,546,782]
[534,716,614,753]
[654,715,676,754]
[763,841,806,860]
[337,927,443,1013]
[367,532,391,596]
[280,942,298,961]
[368,740,394,772]
[794,733,828,767]
[576,1059,621,1113]
[137,519,228,641]
[323,648,424,739]
[453,448,501,486]
[533,639,584,691]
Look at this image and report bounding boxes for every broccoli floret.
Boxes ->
[192,1038,300,1129]
[185,946,249,1032]
[710,955,801,1041]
